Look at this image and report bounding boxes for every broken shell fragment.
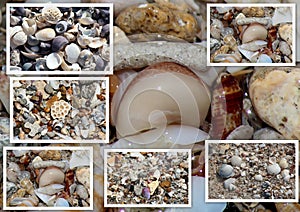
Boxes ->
[22,18,37,35]
[52,36,69,52]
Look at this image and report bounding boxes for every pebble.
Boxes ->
[223,178,236,190]
[279,158,288,169]
[254,174,263,181]
[230,155,242,167]
[218,164,234,178]
[267,163,281,175]
[279,41,291,56]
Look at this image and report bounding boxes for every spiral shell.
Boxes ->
[113,62,211,141]
[210,73,243,139]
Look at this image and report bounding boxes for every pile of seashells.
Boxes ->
[210,5,294,64]
[9,5,111,72]
[12,79,107,141]
[208,142,296,200]
[106,151,190,205]
[5,148,92,208]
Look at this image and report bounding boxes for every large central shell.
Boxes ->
[115,62,211,139]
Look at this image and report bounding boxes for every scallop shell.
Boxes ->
[65,43,81,63]
[35,28,56,41]
[241,23,268,44]
[46,53,62,69]
[113,62,211,140]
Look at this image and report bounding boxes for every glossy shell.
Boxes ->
[241,23,268,44]
[38,166,65,187]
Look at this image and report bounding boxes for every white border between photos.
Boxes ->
[205,140,299,203]
[9,76,110,143]
[3,146,94,211]
[103,149,192,208]
[6,3,114,75]
[207,3,296,66]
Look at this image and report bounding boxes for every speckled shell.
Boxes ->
[210,73,243,139]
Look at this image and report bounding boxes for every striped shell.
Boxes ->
[210,73,243,139]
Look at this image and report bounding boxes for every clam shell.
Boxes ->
[241,23,267,44]
[46,53,62,69]
[77,49,94,67]
[65,43,81,63]
[12,31,27,47]
[52,36,69,52]
[38,166,65,187]
[35,28,56,41]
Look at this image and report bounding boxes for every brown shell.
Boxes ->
[210,73,243,139]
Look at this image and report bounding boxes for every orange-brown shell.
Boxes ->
[210,73,243,139]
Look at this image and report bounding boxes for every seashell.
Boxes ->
[21,50,40,59]
[76,167,90,189]
[239,40,267,52]
[257,54,272,63]
[36,184,64,195]
[46,53,62,69]
[254,174,263,181]
[52,36,69,52]
[9,195,39,207]
[210,73,243,139]
[11,49,20,66]
[61,59,81,71]
[88,37,106,49]
[253,127,285,140]
[69,150,90,169]
[267,163,281,175]
[226,125,254,140]
[279,158,288,169]
[27,35,40,46]
[35,28,56,41]
[278,24,293,46]
[38,166,65,187]
[39,42,52,54]
[12,150,29,157]
[230,156,242,167]
[54,198,69,207]
[76,184,89,199]
[77,35,91,48]
[218,164,234,178]
[15,7,27,17]
[213,52,242,63]
[113,62,211,140]
[11,31,27,47]
[63,32,76,42]
[78,17,96,25]
[35,58,49,71]
[65,43,81,63]
[272,7,293,26]
[77,49,94,67]
[9,26,23,39]
[11,16,21,26]
[42,5,63,24]
[34,190,56,206]
[51,100,71,119]
[20,178,34,195]
[223,178,236,191]
[21,17,37,35]
[55,20,69,34]
[210,19,224,40]
[249,68,300,139]
[241,23,268,44]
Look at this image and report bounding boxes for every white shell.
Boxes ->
[65,43,81,63]
[46,53,62,69]
[257,54,272,63]
[114,63,211,139]
[272,7,293,26]
[239,40,267,52]
[54,198,69,207]
[36,184,64,195]
[267,163,281,175]
[242,24,268,44]
[22,17,37,35]
[69,150,90,169]
[35,28,56,41]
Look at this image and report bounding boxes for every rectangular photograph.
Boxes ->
[6,3,113,75]
[104,149,192,207]
[205,140,298,202]
[10,77,109,143]
[3,146,93,210]
[207,3,296,66]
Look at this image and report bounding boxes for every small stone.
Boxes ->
[76,167,90,189]
[76,184,89,200]
[279,41,291,56]
[278,24,292,46]
[279,158,288,169]
[254,174,263,181]
[230,156,242,167]
[241,171,246,177]
[267,163,281,175]
[134,185,143,196]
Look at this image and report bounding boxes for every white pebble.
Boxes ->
[267,163,281,175]
[279,158,288,169]
[254,174,263,181]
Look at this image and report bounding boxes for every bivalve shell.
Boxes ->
[241,23,267,44]
[218,164,234,178]
[22,17,37,35]
[46,53,62,70]
[267,163,281,175]
[65,43,81,63]
[52,36,69,52]
[38,166,65,187]
[12,31,27,47]
[35,28,56,41]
